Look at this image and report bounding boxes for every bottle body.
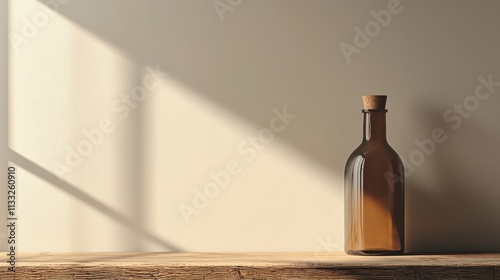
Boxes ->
[344,109,404,255]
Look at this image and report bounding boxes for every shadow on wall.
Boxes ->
[406,103,500,253]
[25,0,500,252]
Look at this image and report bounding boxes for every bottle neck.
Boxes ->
[363,109,387,142]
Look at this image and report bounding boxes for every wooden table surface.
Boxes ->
[2,252,500,279]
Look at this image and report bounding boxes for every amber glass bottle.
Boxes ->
[344,95,404,255]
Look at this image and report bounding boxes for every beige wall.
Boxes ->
[3,0,500,252]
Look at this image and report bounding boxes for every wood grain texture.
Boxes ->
[1,252,499,279]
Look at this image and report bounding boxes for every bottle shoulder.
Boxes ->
[347,141,402,162]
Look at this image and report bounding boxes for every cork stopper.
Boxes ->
[362,95,387,110]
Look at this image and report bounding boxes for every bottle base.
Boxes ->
[346,249,404,256]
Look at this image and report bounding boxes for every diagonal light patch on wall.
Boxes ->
[9,0,345,251]
[8,149,183,251]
